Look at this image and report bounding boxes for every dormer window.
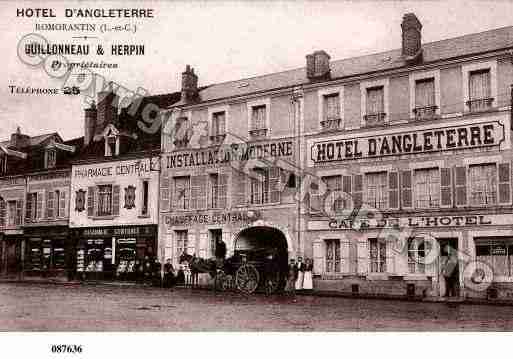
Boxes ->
[105,135,119,157]
[45,149,57,169]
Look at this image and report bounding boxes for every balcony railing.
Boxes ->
[320,118,342,131]
[249,128,268,139]
[412,105,438,120]
[364,112,386,127]
[210,134,226,145]
[466,97,494,112]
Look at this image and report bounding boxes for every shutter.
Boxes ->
[388,172,399,210]
[309,176,323,213]
[87,187,95,217]
[269,167,281,203]
[342,175,352,210]
[160,171,170,212]
[455,166,467,207]
[401,170,412,209]
[112,185,120,216]
[357,239,369,274]
[16,200,23,225]
[25,193,32,222]
[352,174,363,208]
[187,231,196,256]
[46,191,54,219]
[341,240,351,273]
[60,190,67,218]
[498,162,511,205]
[0,198,5,227]
[440,168,453,207]
[312,241,323,275]
[234,169,247,206]
[218,174,228,209]
[36,191,43,219]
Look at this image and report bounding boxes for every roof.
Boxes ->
[183,25,513,104]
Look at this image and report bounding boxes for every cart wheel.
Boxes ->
[236,264,259,294]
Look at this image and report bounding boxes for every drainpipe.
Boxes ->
[291,86,303,259]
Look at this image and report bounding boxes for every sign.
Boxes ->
[164,210,259,227]
[73,159,153,179]
[81,226,156,237]
[165,140,294,169]
[311,121,504,164]
[308,214,503,231]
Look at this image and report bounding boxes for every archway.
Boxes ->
[234,226,289,289]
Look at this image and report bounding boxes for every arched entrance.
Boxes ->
[234,226,289,290]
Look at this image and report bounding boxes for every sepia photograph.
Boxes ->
[1,0,513,356]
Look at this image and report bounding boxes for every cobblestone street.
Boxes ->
[1,283,513,331]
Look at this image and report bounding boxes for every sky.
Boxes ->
[1,0,513,141]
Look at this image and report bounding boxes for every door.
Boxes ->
[437,238,460,297]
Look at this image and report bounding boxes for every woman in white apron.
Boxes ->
[303,258,313,291]
[295,257,305,290]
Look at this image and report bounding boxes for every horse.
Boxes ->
[179,253,217,288]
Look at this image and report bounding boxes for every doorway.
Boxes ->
[437,238,460,297]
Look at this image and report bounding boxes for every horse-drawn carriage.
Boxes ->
[179,248,284,294]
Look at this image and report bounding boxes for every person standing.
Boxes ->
[163,259,175,288]
[285,258,298,298]
[303,258,313,291]
[295,256,305,291]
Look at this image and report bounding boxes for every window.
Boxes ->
[54,190,66,218]
[469,164,497,206]
[250,105,267,138]
[26,193,38,221]
[7,200,17,226]
[174,176,190,210]
[141,180,149,216]
[365,86,385,125]
[468,69,492,112]
[369,238,386,273]
[365,172,388,209]
[175,230,188,263]
[173,117,191,148]
[322,175,343,214]
[408,238,426,274]
[250,168,270,205]
[98,185,113,216]
[0,155,5,174]
[211,111,226,138]
[414,78,436,119]
[476,239,513,277]
[209,174,226,209]
[324,93,340,120]
[105,136,118,157]
[414,168,440,208]
[45,149,57,169]
[209,229,222,258]
[325,239,340,273]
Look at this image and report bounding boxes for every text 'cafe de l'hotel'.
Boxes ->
[2,13,513,301]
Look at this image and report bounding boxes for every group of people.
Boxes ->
[285,257,313,295]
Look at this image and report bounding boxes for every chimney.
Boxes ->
[306,50,331,80]
[96,82,119,135]
[10,127,30,150]
[181,65,199,102]
[401,13,423,63]
[84,101,97,146]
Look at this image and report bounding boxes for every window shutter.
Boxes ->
[357,239,369,274]
[16,200,23,225]
[25,193,32,222]
[312,242,323,275]
[234,170,247,206]
[87,186,95,217]
[401,170,412,209]
[439,168,452,207]
[352,174,363,208]
[60,190,67,218]
[342,175,352,209]
[36,191,43,219]
[309,177,324,213]
[0,198,5,227]
[218,174,228,209]
[455,166,467,207]
[198,175,207,209]
[160,171,170,212]
[269,167,281,203]
[498,162,511,205]
[388,172,399,210]
[46,191,54,219]
[112,185,120,216]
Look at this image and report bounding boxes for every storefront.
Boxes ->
[74,225,157,281]
[23,227,70,278]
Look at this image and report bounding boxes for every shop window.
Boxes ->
[98,185,113,216]
[175,230,188,264]
[365,172,388,209]
[469,163,497,206]
[476,240,513,277]
[414,168,440,208]
[84,239,112,274]
[173,176,191,210]
[141,181,149,216]
[26,238,65,271]
[325,239,340,273]
[408,238,426,274]
[45,149,57,169]
[115,238,136,280]
[369,238,386,273]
